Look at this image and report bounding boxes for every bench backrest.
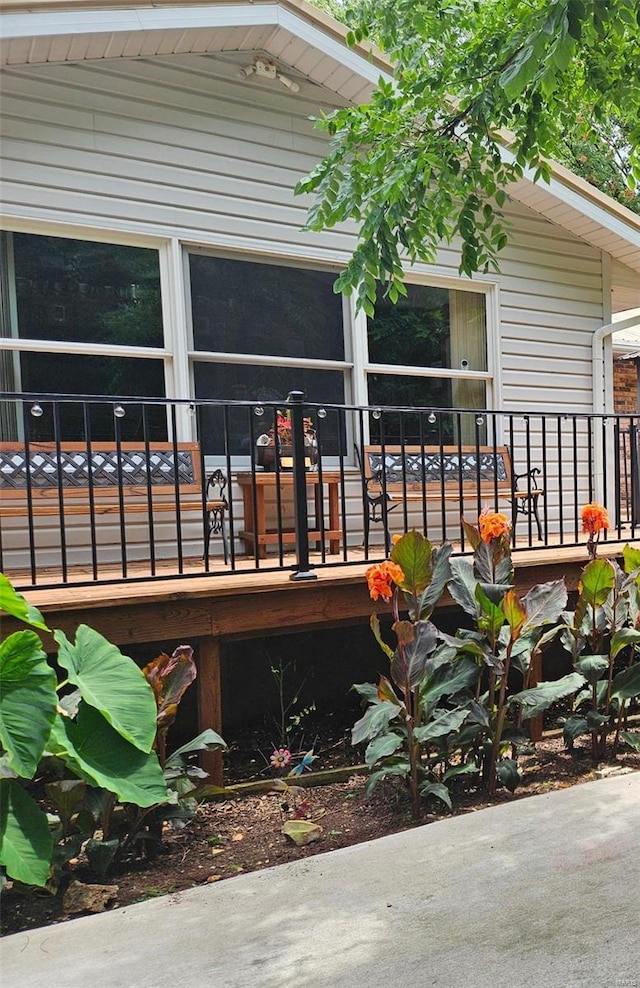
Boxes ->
[0,442,202,499]
[362,445,513,494]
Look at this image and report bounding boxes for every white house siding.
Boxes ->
[0,52,618,561]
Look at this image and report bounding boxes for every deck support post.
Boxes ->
[197,636,224,786]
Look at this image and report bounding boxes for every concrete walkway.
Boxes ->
[3,774,639,988]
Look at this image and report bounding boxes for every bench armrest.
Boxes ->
[512,465,543,493]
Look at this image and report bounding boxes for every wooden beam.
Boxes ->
[197,636,223,786]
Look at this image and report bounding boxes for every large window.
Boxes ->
[189,253,349,455]
[366,284,488,442]
[0,232,166,440]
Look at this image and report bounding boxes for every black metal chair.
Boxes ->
[204,469,229,563]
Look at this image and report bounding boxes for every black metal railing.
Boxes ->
[0,391,637,590]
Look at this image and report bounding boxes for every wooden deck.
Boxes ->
[2,538,635,785]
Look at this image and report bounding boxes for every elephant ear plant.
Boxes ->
[0,573,225,889]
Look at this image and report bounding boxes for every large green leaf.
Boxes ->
[391,619,438,689]
[413,707,469,742]
[365,760,410,796]
[496,758,520,792]
[364,732,403,767]
[48,704,168,808]
[165,729,226,767]
[623,544,640,575]
[421,657,478,710]
[416,542,452,619]
[522,580,568,632]
[0,631,57,778]
[0,573,49,631]
[475,585,505,640]
[611,663,640,701]
[610,628,640,661]
[620,731,640,752]
[509,672,586,719]
[575,654,609,685]
[579,558,615,609]
[55,626,156,753]
[563,716,589,749]
[419,781,452,810]
[503,590,525,637]
[352,700,401,745]
[448,557,478,616]
[390,529,432,595]
[0,779,53,886]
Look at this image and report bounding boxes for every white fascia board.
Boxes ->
[277,7,390,86]
[0,4,282,40]
[501,148,640,250]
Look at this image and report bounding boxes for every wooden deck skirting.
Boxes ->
[1,542,631,786]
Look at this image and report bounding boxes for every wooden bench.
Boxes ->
[358,444,543,548]
[0,441,228,561]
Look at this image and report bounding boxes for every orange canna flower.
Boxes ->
[365,560,405,601]
[478,509,511,544]
[581,502,609,536]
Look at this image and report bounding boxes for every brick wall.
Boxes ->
[614,358,638,415]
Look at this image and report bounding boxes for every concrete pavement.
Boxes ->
[2,773,639,988]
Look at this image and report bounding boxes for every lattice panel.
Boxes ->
[0,449,196,490]
[368,450,509,485]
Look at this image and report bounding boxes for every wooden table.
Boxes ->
[236,471,342,558]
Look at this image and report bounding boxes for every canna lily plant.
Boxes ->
[354,531,478,820]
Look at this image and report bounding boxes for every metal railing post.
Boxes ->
[288,390,316,581]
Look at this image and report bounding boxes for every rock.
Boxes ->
[62,880,119,915]
[594,765,634,779]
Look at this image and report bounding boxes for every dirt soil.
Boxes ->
[2,735,638,938]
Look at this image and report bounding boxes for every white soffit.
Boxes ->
[0,2,383,103]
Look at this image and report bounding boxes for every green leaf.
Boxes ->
[370,613,394,660]
[364,732,403,767]
[55,626,157,753]
[620,731,640,752]
[419,782,452,810]
[496,758,520,792]
[390,529,433,595]
[413,707,469,742]
[503,590,526,637]
[475,584,505,639]
[48,704,168,808]
[563,716,589,749]
[575,655,609,686]
[579,558,615,609]
[0,631,57,778]
[610,663,640,702]
[352,681,380,703]
[610,629,640,661]
[0,778,54,886]
[352,700,401,746]
[509,672,586,719]
[165,729,226,768]
[448,558,478,616]
[623,545,640,575]
[84,838,120,881]
[421,657,479,709]
[391,619,438,689]
[522,580,568,631]
[442,760,479,781]
[415,543,452,619]
[0,573,49,631]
